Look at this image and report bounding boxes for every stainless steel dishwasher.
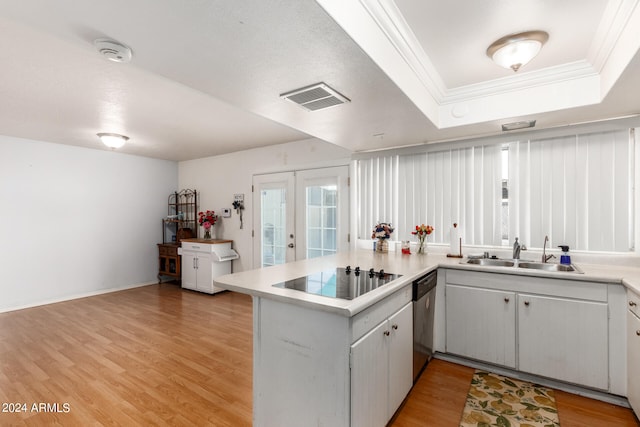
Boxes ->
[412,270,437,382]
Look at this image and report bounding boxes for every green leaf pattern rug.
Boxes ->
[460,370,560,427]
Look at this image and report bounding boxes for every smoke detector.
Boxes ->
[94,38,132,63]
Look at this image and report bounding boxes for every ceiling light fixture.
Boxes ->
[97,132,129,149]
[487,30,548,72]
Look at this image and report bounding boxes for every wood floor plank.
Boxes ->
[1,283,637,426]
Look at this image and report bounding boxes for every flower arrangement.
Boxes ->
[372,222,394,252]
[411,224,434,254]
[411,224,434,237]
[198,210,217,239]
[372,222,394,240]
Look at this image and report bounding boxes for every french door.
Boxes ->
[253,166,349,268]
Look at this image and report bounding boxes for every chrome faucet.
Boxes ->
[513,237,521,259]
[541,235,556,263]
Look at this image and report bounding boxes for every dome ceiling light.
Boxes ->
[486,30,549,72]
[97,132,129,149]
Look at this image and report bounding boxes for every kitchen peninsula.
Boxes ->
[214,250,640,426]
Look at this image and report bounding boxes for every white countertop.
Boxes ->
[214,250,640,316]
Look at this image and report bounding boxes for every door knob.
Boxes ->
[288,243,295,248]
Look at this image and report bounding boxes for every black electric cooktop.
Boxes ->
[273,266,402,300]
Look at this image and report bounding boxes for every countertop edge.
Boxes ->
[214,251,640,316]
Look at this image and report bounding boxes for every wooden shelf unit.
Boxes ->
[158,189,197,283]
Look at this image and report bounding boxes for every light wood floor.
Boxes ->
[0,283,637,426]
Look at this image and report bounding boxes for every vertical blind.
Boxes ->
[356,128,635,252]
[508,129,634,251]
[357,144,503,245]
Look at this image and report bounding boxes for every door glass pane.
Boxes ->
[261,188,287,267]
[306,185,337,259]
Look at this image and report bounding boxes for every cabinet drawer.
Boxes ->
[351,285,411,343]
[629,289,640,317]
[158,244,179,257]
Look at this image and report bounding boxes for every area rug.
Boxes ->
[460,370,560,427]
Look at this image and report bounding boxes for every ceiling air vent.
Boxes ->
[280,83,350,111]
[502,120,536,131]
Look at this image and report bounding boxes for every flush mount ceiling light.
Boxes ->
[487,30,548,72]
[97,132,129,149]
[501,120,536,131]
[280,83,350,111]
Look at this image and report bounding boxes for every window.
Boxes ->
[306,184,338,258]
[355,128,635,252]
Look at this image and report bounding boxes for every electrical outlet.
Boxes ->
[222,208,231,218]
[234,193,244,202]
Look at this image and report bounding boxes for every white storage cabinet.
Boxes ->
[252,284,413,427]
[350,301,412,427]
[180,240,237,294]
[444,269,612,390]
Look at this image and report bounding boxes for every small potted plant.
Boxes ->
[198,210,217,239]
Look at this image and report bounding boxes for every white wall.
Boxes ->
[178,138,352,271]
[0,136,177,312]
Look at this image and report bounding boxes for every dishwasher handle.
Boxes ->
[412,270,437,301]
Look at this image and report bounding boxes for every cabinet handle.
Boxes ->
[524,301,530,306]
[504,297,510,303]
[383,330,390,336]
[636,330,640,336]
[630,301,638,307]
[392,324,398,330]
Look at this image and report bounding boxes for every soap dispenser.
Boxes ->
[558,245,571,265]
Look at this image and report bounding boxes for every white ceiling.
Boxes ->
[1,0,639,161]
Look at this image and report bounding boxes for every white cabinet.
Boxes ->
[180,240,235,294]
[445,284,516,367]
[182,250,213,292]
[518,293,608,389]
[628,290,640,417]
[444,269,612,391]
[350,302,412,427]
[252,284,412,427]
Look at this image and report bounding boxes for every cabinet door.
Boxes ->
[195,253,213,293]
[518,294,608,389]
[628,310,640,416]
[387,302,413,421]
[446,284,516,367]
[181,252,197,290]
[351,320,388,427]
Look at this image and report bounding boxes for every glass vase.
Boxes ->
[417,235,427,254]
[376,238,388,253]
[204,229,212,240]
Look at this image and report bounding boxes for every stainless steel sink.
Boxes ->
[464,258,583,273]
[517,262,583,273]
[466,259,515,267]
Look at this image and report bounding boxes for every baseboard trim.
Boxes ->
[434,352,631,408]
[0,281,158,313]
